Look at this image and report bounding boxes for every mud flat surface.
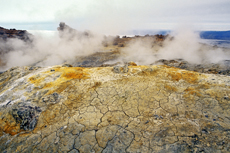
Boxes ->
[0,64,229,152]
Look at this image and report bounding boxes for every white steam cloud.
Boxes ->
[120,37,157,65]
[120,26,230,65]
[0,28,105,71]
[1,25,230,71]
[158,27,203,64]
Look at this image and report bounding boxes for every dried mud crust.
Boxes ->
[0,65,229,152]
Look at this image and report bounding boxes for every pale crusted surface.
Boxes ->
[0,65,230,152]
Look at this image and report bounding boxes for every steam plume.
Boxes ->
[1,24,230,71]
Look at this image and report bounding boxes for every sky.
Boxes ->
[0,0,230,34]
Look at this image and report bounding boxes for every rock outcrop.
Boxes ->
[0,65,230,152]
[0,26,32,42]
[57,22,93,40]
[0,26,33,67]
[154,59,230,76]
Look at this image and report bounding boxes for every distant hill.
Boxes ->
[124,30,171,36]
[200,31,230,40]
[125,30,230,41]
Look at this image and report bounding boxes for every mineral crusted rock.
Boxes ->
[0,65,230,152]
[113,65,129,73]
[11,104,42,131]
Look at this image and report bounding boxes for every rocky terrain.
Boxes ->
[0,26,32,42]
[0,26,32,66]
[154,59,230,76]
[56,23,230,76]
[0,24,230,152]
[0,63,230,152]
[1,23,230,77]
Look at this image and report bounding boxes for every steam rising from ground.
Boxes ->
[0,28,104,71]
[120,37,158,65]
[1,25,230,71]
[120,27,230,65]
[158,28,202,63]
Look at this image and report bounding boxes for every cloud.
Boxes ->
[0,0,230,31]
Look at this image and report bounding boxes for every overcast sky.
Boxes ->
[0,0,230,34]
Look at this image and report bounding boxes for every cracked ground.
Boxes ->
[0,64,230,152]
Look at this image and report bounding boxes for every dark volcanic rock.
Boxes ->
[0,26,33,61]
[0,26,32,42]
[154,59,230,76]
[11,104,42,131]
[57,22,93,39]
